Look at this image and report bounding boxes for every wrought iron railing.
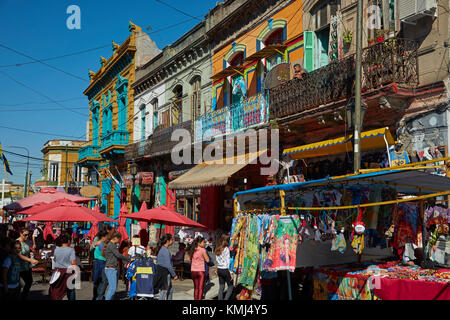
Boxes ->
[78,145,101,161]
[195,93,269,142]
[269,38,419,119]
[100,130,129,152]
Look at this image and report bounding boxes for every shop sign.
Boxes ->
[80,185,101,198]
[140,172,154,185]
[122,174,133,187]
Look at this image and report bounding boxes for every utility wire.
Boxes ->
[0,97,85,107]
[0,124,86,139]
[0,71,86,117]
[0,43,88,82]
[155,0,203,21]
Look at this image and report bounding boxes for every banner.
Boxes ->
[140,172,154,185]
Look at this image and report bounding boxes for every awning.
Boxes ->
[283,127,395,160]
[168,150,267,190]
[242,44,287,63]
[211,65,245,81]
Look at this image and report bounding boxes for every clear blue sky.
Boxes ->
[0,0,213,185]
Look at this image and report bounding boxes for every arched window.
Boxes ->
[172,85,183,125]
[229,51,244,67]
[190,76,202,119]
[151,98,159,130]
[264,28,284,46]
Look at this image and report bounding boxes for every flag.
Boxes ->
[0,143,13,175]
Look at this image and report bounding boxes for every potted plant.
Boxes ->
[375,30,384,43]
[343,30,353,44]
[368,38,376,46]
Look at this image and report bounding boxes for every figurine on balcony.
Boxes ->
[293,64,307,80]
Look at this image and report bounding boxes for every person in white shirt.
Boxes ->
[214,234,233,300]
[128,235,146,258]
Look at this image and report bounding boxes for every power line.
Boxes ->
[0,107,86,113]
[0,43,88,82]
[0,97,86,107]
[0,124,86,139]
[155,0,203,22]
[0,71,86,117]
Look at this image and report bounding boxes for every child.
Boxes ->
[1,239,22,300]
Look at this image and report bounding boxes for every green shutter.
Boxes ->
[304,31,316,72]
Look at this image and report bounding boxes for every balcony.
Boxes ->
[269,38,419,120]
[78,145,101,165]
[100,130,129,157]
[124,121,193,161]
[195,93,269,142]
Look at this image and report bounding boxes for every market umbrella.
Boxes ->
[4,187,95,212]
[18,199,75,216]
[125,205,206,229]
[21,201,116,223]
[138,202,148,230]
[86,206,101,240]
[117,204,129,243]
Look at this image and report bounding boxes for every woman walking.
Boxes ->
[92,230,108,300]
[187,236,210,300]
[102,231,130,300]
[17,228,38,301]
[215,234,234,300]
[154,234,178,300]
[49,234,78,300]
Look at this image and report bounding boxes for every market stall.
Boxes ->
[231,162,450,300]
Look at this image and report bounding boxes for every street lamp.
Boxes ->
[345,98,367,173]
[5,146,29,197]
[130,161,138,213]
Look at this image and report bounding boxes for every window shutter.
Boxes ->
[304,31,316,72]
[196,90,202,117]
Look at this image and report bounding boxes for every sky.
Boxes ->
[0,0,214,185]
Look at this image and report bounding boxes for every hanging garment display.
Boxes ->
[239,216,260,290]
[263,215,300,272]
[331,232,347,254]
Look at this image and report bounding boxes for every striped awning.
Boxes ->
[168,150,268,190]
[283,127,395,160]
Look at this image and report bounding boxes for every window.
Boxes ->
[140,105,146,141]
[151,98,159,130]
[72,164,83,183]
[49,163,59,182]
[172,85,183,125]
[191,77,202,119]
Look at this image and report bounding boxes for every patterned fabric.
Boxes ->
[351,234,364,255]
[263,215,300,272]
[239,216,259,290]
[331,233,347,254]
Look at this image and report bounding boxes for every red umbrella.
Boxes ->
[4,187,95,212]
[117,204,129,243]
[18,199,75,216]
[138,202,148,230]
[86,206,101,240]
[21,201,116,223]
[125,205,206,229]
[43,222,56,241]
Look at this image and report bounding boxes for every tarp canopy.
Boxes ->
[168,150,267,190]
[242,44,287,63]
[234,169,450,199]
[125,205,206,228]
[283,127,395,160]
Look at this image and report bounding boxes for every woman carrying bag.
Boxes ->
[187,236,210,300]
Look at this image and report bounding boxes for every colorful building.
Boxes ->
[39,139,87,192]
[78,22,160,227]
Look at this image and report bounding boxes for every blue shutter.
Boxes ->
[304,31,316,72]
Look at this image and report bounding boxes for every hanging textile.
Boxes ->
[165,188,176,236]
[239,216,259,290]
[263,215,300,272]
[200,186,220,230]
[331,233,346,254]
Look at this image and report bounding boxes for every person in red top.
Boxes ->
[187,236,210,300]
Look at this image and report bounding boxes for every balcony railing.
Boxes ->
[125,121,193,161]
[269,38,419,119]
[195,93,269,142]
[100,130,129,152]
[78,145,101,162]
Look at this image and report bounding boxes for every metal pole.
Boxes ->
[1,179,5,210]
[5,146,29,197]
[354,0,363,173]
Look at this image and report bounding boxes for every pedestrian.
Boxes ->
[32,223,45,258]
[128,235,146,258]
[17,228,39,301]
[92,230,108,300]
[215,234,234,300]
[0,239,21,301]
[102,231,130,300]
[154,234,178,300]
[187,236,210,300]
[49,234,78,300]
